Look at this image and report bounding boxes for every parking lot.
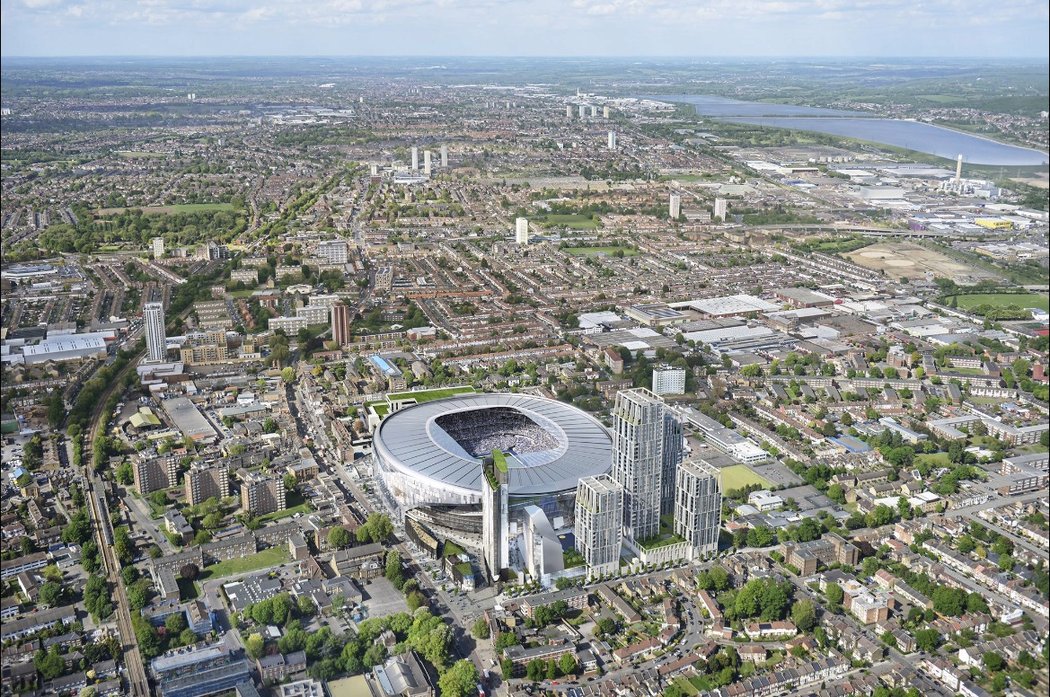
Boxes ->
[359,577,410,619]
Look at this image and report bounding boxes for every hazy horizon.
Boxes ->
[2,0,1048,59]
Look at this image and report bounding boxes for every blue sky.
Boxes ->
[1,0,1048,58]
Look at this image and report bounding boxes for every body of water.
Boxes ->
[648,94,1049,167]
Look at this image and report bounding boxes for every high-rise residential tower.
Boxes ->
[411,146,419,171]
[440,144,448,168]
[185,462,230,506]
[661,409,684,516]
[481,453,509,582]
[423,150,432,175]
[611,388,672,542]
[574,474,624,577]
[331,303,352,346]
[144,302,167,362]
[714,197,728,222]
[515,217,529,245]
[669,193,681,220]
[607,131,617,150]
[673,458,722,560]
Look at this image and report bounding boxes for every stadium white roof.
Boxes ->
[373,393,612,496]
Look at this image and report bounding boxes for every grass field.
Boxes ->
[947,293,1049,312]
[115,150,167,159]
[387,386,476,403]
[257,501,312,524]
[536,214,600,230]
[199,547,290,580]
[719,465,773,492]
[673,677,700,695]
[916,452,952,468]
[563,246,638,256]
[96,202,237,216]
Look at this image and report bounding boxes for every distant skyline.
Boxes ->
[2,0,1048,59]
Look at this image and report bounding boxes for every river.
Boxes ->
[647,94,1049,167]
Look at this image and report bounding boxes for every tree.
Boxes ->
[362,643,387,668]
[966,593,989,615]
[202,511,224,530]
[115,460,134,485]
[759,581,791,621]
[245,633,265,660]
[165,612,188,635]
[526,659,544,681]
[35,647,66,680]
[914,628,939,653]
[297,594,315,617]
[791,599,817,632]
[62,509,92,545]
[472,616,491,640]
[179,628,198,646]
[385,550,405,589]
[558,652,578,676]
[39,581,63,607]
[865,504,896,529]
[982,651,1005,672]
[278,626,308,654]
[357,512,394,544]
[327,527,353,549]
[826,582,844,606]
[594,617,617,637]
[406,590,427,611]
[133,614,162,658]
[438,660,479,697]
[495,632,519,650]
[84,575,114,621]
[180,563,199,581]
[113,527,134,565]
[708,565,730,591]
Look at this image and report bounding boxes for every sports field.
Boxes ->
[846,241,993,282]
[96,202,237,216]
[563,246,638,256]
[536,214,600,229]
[948,293,1049,312]
[719,464,773,492]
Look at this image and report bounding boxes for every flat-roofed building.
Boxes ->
[185,463,230,506]
[575,474,624,578]
[674,458,722,561]
[240,471,286,517]
[135,455,180,495]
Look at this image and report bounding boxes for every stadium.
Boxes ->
[373,393,612,538]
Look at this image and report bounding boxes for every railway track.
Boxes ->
[82,352,151,697]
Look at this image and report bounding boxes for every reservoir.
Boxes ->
[649,95,1049,167]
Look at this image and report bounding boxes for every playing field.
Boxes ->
[846,241,993,282]
[719,464,773,492]
[95,202,237,216]
[948,293,1049,312]
[563,246,638,256]
[537,214,600,229]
